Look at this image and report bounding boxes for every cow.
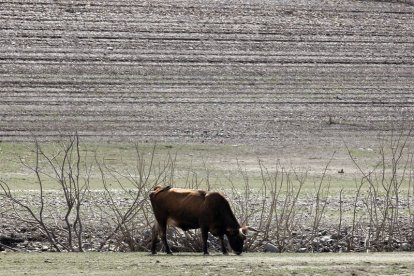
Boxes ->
[149,185,252,255]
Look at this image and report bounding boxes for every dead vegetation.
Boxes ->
[1,130,414,253]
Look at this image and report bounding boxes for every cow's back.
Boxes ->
[150,187,207,230]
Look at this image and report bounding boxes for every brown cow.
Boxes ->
[149,185,250,255]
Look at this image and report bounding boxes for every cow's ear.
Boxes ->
[240,226,248,236]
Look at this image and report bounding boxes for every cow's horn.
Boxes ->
[247,226,259,232]
[239,227,247,236]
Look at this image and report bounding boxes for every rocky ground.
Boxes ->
[1,190,414,253]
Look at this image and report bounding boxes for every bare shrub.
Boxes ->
[260,165,307,252]
[346,129,414,251]
[0,133,90,252]
[95,144,177,252]
[223,159,332,253]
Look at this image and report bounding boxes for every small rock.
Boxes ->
[298,247,307,253]
[319,246,330,253]
[83,243,92,250]
[320,235,334,245]
[312,238,320,247]
[401,243,411,251]
[263,243,279,253]
[320,230,328,236]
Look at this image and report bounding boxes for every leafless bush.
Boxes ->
[0,133,90,252]
[346,129,414,251]
[224,159,332,253]
[259,164,307,252]
[95,144,176,252]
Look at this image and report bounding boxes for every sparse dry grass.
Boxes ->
[0,252,413,276]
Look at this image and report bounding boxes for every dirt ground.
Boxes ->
[0,0,413,165]
[1,252,414,275]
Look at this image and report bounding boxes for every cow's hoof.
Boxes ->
[203,252,209,256]
[222,252,229,255]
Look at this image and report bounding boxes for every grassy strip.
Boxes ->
[0,142,388,194]
[0,252,413,275]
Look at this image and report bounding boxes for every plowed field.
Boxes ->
[1,0,413,154]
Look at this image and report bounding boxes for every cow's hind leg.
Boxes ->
[201,227,209,255]
[159,221,172,254]
[219,235,228,255]
[151,222,159,254]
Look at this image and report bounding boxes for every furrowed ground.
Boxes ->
[0,0,413,156]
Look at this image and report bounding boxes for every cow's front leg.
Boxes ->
[159,222,172,254]
[219,235,228,255]
[201,227,209,255]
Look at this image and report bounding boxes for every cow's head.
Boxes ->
[226,226,248,255]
